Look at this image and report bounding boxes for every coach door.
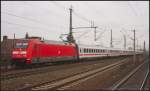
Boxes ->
[34,44,40,63]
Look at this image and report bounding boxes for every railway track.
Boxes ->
[19,57,129,90]
[110,59,149,90]
[1,56,146,90]
[140,69,149,90]
[1,56,126,81]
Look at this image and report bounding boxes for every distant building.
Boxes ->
[1,36,16,66]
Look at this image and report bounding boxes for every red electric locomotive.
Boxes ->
[12,39,78,65]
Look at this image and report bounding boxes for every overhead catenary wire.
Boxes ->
[127,1,138,16]
[73,11,91,23]
[51,1,68,11]
[51,1,92,25]
[2,11,67,29]
[76,29,92,39]
[96,28,110,40]
[2,20,63,32]
[22,1,66,18]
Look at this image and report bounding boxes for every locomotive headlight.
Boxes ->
[12,51,19,54]
[20,51,27,54]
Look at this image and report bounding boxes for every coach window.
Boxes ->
[80,48,81,53]
[84,48,86,53]
[86,48,88,53]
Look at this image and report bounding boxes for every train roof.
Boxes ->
[42,40,77,46]
[78,44,134,51]
[43,40,66,45]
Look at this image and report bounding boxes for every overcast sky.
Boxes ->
[1,1,149,50]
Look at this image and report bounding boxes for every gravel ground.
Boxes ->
[56,56,146,90]
[1,56,127,90]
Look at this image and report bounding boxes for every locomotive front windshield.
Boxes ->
[15,42,28,48]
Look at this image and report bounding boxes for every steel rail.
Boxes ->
[140,69,149,90]
[31,58,128,90]
[110,60,148,90]
[1,56,126,81]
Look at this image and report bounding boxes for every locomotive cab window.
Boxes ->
[15,42,28,48]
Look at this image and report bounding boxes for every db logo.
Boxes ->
[58,50,61,54]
